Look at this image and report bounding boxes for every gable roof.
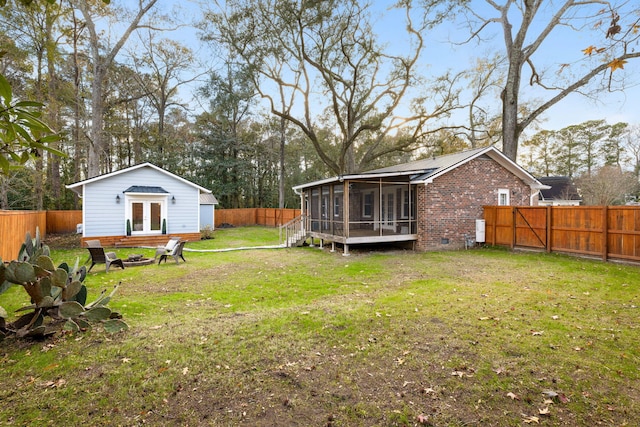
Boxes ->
[66,163,212,196]
[537,176,581,201]
[293,146,547,191]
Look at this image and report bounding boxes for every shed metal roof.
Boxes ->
[123,186,169,194]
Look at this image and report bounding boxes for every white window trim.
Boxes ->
[498,188,510,206]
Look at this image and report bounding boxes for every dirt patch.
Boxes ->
[45,233,81,249]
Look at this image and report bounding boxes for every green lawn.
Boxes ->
[1,227,638,426]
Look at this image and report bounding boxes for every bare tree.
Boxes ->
[129,31,198,167]
[624,124,640,179]
[455,0,640,160]
[70,0,159,178]
[576,165,639,205]
[206,0,461,175]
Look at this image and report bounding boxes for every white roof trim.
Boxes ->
[66,163,212,195]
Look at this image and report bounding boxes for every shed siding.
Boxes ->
[82,167,200,237]
[415,156,530,251]
[200,204,214,229]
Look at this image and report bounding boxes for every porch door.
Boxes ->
[381,188,396,231]
[131,200,163,234]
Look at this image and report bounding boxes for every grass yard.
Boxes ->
[1,227,639,426]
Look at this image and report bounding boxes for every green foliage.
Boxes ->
[0,71,64,175]
[0,229,128,339]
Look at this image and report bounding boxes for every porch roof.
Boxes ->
[123,186,169,194]
[293,146,548,191]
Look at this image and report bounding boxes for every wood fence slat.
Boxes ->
[483,205,640,263]
[0,211,47,261]
[214,208,301,228]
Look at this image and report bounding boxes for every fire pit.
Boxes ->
[123,254,154,267]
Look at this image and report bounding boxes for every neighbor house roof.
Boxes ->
[293,146,548,191]
[537,176,581,201]
[66,163,212,196]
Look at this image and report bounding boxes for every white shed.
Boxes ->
[66,163,215,246]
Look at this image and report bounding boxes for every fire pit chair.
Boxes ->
[154,237,182,261]
[157,240,186,265]
[86,243,125,273]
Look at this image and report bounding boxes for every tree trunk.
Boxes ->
[278,116,285,209]
[87,63,105,177]
[46,6,61,208]
[501,39,524,161]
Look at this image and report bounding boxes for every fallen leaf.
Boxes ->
[43,378,66,388]
[417,414,430,424]
[507,392,520,400]
[539,406,550,415]
[182,367,189,375]
[531,330,544,336]
[523,415,540,424]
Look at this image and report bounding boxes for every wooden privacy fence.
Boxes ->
[46,210,83,234]
[483,206,640,263]
[0,210,82,261]
[0,211,47,262]
[216,208,301,227]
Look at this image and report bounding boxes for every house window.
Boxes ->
[498,189,510,206]
[363,191,374,218]
[401,189,410,219]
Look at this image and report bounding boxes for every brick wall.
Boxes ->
[415,155,530,251]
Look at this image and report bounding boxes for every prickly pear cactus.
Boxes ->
[0,229,128,339]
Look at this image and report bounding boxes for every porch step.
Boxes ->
[286,231,307,247]
[115,235,183,248]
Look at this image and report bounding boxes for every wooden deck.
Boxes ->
[80,233,201,248]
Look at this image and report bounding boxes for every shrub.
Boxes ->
[200,225,215,240]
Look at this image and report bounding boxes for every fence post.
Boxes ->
[602,205,608,261]
[511,207,516,249]
[546,206,552,253]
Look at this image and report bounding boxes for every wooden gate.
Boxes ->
[483,206,640,263]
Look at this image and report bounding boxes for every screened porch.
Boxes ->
[301,177,418,253]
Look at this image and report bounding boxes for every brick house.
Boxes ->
[291,146,547,254]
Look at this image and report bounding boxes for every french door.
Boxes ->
[130,199,164,234]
